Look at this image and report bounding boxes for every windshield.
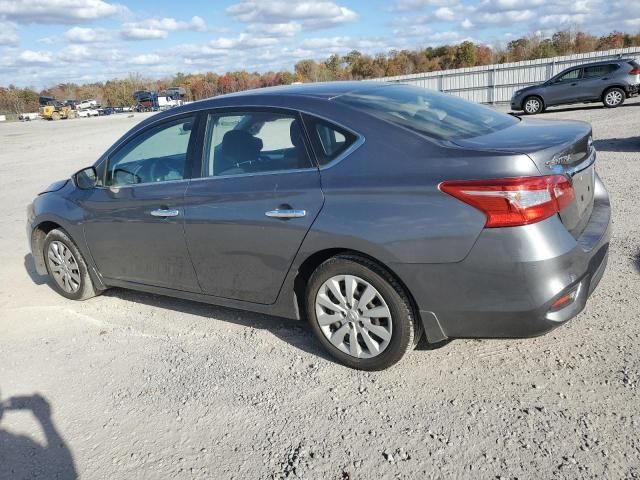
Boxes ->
[335,84,518,141]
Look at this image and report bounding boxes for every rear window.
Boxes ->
[334,85,518,141]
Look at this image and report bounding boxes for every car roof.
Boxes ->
[563,58,635,70]
[203,81,388,102]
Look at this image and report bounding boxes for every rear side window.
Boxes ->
[335,84,518,141]
[303,115,357,166]
[583,64,618,79]
[202,111,312,177]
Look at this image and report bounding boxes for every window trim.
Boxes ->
[100,112,200,189]
[195,106,317,180]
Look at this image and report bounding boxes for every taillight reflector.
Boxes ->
[439,175,575,228]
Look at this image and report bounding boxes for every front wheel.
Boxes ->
[306,255,419,370]
[523,96,544,114]
[603,88,625,108]
[43,229,99,300]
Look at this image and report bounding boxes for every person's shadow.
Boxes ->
[0,391,77,479]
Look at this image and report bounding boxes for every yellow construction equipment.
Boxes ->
[39,96,76,120]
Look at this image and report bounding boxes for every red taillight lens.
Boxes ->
[629,67,640,75]
[439,175,575,228]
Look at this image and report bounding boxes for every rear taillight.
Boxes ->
[629,67,640,75]
[439,175,575,228]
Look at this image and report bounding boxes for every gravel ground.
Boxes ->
[1,100,639,480]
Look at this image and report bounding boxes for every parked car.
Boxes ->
[76,99,98,110]
[27,82,610,370]
[511,58,640,114]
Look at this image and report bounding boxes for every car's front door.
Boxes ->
[545,68,583,105]
[183,109,324,304]
[81,115,201,291]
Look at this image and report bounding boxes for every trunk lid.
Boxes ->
[453,118,596,238]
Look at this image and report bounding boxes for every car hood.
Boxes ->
[39,178,68,195]
[452,118,592,174]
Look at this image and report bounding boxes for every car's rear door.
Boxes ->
[182,108,324,304]
[81,114,201,291]
[579,64,619,100]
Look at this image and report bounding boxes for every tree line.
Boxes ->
[1,29,638,116]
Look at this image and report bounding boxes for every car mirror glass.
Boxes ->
[73,166,97,189]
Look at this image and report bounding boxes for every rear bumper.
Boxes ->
[395,173,611,342]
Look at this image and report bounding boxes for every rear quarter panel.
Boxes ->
[297,110,541,266]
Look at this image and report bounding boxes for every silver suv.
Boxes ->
[511,58,640,114]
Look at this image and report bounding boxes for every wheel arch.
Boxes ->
[292,247,426,339]
[31,220,64,275]
[601,84,627,100]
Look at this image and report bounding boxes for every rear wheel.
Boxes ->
[306,255,419,370]
[603,87,625,108]
[51,112,61,121]
[523,96,544,114]
[44,229,98,300]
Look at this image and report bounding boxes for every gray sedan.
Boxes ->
[27,82,610,370]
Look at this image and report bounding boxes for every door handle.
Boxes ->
[150,208,180,217]
[265,209,307,219]
[570,83,578,86]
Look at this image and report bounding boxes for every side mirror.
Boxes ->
[73,166,97,189]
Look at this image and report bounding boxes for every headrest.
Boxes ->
[222,130,262,157]
[290,120,304,148]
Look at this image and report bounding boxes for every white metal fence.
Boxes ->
[371,47,640,104]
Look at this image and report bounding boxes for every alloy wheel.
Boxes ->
[47,241,81,293]
[524,98,541,114]
[315,275,392,359]
[605,90,623,106]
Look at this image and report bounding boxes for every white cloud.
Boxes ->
[17,50,54,64]
[64,26,103,43]
[121,16,207,40]
[130,53,162,65]
[226,1,358,29]
[392,0,455,11]
[0,22,18,45]
[247,22,302,36]
[434,7,456,21]
[209,33,280,50]
[461,18,473,28]
[0,0,126,24]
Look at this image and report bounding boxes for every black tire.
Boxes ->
[602,87,625,108]
[306,254,419,370]
[43,229,99,300]
[523,96,544,115]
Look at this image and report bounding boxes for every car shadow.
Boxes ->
[593,137,640,152]
[0,389,77,479]
[24,253,49,286]
[633,251,640,274]
[102,287,336,364]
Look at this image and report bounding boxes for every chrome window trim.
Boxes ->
[96,103,366,180]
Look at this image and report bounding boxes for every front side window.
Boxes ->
[335,84,518,141]
[202,111,312,177]
[557,68,582,82]
[106,116,194,186]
